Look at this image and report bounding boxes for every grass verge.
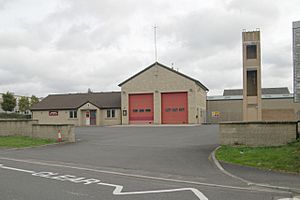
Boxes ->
[0,136,56,148]
[216,140,300,174]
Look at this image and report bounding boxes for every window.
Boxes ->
[107,109,116,118]
[179,108,185,112]
[74,111,77,118]
[145,108,151,112]
[69,110,77,118]
[133,109,138,113]
[139,109,144,112]
[172,108,178,112]
[247,70,258,96]
[246,45,257,59]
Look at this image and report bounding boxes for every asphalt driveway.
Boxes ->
[0,125,296,200]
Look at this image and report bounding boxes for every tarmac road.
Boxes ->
[0,125,297,200]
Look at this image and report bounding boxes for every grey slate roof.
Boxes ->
[223,87,290,96]
[118,62,209,91]
[31,92,121,111]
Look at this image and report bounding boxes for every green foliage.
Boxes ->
[216,141,300,173]
[1,91,16,112]
[30,95,39,107]
[18,96,30,113]
[0,113,28,119]
[0,136,56,148]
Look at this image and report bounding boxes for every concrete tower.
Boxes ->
[293,21,300,102]
[242,30,262,121]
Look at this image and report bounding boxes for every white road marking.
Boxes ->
[97,182,208,199]
[0,164,35,174]
[0,156,271,193]
[0,156,292,195]
[0,163,208,200]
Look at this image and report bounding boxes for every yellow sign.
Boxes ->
[212,111,220,118]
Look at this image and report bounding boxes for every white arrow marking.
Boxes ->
[0,163,208,200]
[98,182,208,199]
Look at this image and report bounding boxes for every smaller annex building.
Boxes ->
[207,87,300,123]
[119,62,209,124]
[31,92,121,126]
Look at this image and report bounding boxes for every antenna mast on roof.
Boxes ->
[154,25,158,62]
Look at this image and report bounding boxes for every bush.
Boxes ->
[0,113,31,119]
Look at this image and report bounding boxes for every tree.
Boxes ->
[18,96,30,113]
[1,92,16,112]
[30,95,39,107]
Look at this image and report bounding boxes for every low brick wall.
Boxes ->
[0,119,75,142]
[220,121,297,147]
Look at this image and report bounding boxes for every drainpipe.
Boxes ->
[297,121,299,140]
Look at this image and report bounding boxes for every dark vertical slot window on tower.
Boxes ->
[247,70,257,96]
[246,45,257,59]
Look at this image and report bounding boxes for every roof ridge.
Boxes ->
[118,62,208,91]
[48,91,121,96]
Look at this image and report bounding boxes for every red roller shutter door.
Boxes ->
[129,93,154,124]
[161,92,188,124]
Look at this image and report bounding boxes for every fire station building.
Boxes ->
[119,62,208,124]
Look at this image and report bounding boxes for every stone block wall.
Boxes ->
[32,124,75,142]
[220,121,297,147]
[0,119,75,142]
[0,119,38,136]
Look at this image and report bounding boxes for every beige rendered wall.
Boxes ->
[207,97,300,123]
[262,98,300,121]
[195,85,207,123]
[207,100,243,123]
[121,64,206,124]
[100,109,121,126]
[32,110,79,126]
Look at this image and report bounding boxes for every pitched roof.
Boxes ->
[118,62,209,91]
[223,87,290,96]
[31,92,121,111]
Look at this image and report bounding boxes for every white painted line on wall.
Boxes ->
[0,163,208,200]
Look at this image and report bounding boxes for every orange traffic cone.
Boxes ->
[57,130,62,142]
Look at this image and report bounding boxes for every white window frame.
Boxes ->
[69,110,77,119]
[106,109,116,118]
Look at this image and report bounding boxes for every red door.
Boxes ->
[129,93,154,124]
[161,92,188,124]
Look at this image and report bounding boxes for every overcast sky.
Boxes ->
[0,0,299,97]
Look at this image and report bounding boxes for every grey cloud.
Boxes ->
[226,0,279,18]
[0,0,297,97]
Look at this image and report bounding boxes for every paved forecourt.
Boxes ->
[0,125,297,200]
